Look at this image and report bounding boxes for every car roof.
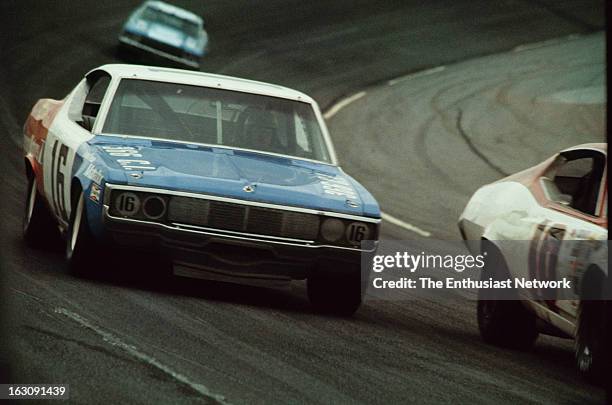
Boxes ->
[91,64,315,103]
[143,1,201,23]
[561,143,607,155]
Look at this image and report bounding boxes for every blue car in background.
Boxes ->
[119,1,208,69]
[22,64,381,316]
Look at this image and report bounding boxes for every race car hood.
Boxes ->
[88,137,380,218]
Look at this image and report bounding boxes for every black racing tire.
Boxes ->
[575,300,606,383]
[307,267,363,316]
[66,191,96,276]
[23,176,56,247]
[476,243,538,349]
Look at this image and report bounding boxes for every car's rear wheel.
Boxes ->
[66,191,96,275]
[477,243,538,349]
[575,300,605,382]
[23,176,55,247]
[307,267,363,316]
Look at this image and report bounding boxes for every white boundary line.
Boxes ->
[381,212,431,238]
[323,91,366,119]
[55,307,230,404]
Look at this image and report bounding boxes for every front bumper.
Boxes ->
[118,35,200,69]
[103,205,377,282]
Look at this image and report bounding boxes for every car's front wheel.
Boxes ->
[477,243,538,349]
[575,300,605,382]
[66,191,96,275]
[307,267,363,316]
[23,176,55,247]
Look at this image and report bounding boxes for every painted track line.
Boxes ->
[55,307,230,405]
[381,212,431,237]
[323,91,366,119]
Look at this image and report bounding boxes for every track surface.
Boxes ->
[0,1,606,403]
[329,33,606,240]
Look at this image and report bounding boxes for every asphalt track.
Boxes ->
[329,33,606,240]
[0,1,606,404]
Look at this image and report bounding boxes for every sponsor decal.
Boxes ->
[84,164,104,184]
[116,159,156,171]
[346,199,360,208]
[101,146,156,170]
[101,145,143,157]
[316,173,358,199]
[89,183,102,203]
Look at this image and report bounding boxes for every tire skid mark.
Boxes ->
[421,75,507,185]
[455,109,508,177]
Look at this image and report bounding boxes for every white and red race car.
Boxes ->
[458,143,608,379]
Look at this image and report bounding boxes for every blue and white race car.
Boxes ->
[22,64,380,315]
[118,1,208,69]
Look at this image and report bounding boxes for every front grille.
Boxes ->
[167,197,209,226]
[209,201,246,231]
[282,211,320,239]
[168,197,320,240]
[247,207,283,235]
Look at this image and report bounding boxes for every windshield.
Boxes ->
[141,7,200,37]
[102,79,332,163]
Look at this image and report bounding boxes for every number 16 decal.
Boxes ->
[50,140,69,221]
[346,222,370,245]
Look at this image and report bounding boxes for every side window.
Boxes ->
[81,75,111,131]
[548,153,605,216]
